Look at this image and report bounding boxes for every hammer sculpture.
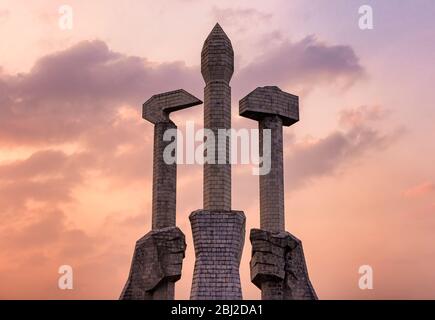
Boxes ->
[239,86,317,300]
[120,89,202,300]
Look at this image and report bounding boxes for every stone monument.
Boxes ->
[120,89,202,300]
[239,86,317,300]
[189,23,246,300]
[120,23,317,301]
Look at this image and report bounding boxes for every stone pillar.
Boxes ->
[152,121,176,230]
[239,86,317,300]
[202,23,233,212]
[150,120,177,299]
[259,115,285,232]
[189,23,245,300]
[120,89,202,300]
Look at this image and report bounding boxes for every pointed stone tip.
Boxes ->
[207,22,228,40]
[212,22,222,31]
[201,23,234,83]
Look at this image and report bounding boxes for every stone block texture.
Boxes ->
[142,89,201,230]
[250,229,317,300]
[239,86,300,232]
[201,23,234,83]
[143,89,202,124]
[120,227,186,300]
[190,210,245,300]
[152,121,177,229]
[240,86,317,299]
[239,86,299,127]
[201,23,233,212]
[259,115,285,232]
[203,82,232,211]
[120,88,199,299]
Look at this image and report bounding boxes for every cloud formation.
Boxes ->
[212,7,272,30]
[285,106,400,191]
[0,40,201,145]
[234,35,365,96]
[403,182,435,198]
[0,36,364,144]
[0,150,93,212]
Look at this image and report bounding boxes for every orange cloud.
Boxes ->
[339,105,386,128]
[403,182,435,198]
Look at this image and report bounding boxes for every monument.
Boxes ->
[120,89,202,300]
[120,23,317,300]
[239,86,317,300]
[190,23,246,300]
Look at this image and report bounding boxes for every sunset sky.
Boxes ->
[1,0,435,299]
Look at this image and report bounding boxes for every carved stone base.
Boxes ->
[250,228,317,300]
[120,226,186,300]
[190,210,245,300]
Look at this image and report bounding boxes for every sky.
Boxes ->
[0,0,434,299]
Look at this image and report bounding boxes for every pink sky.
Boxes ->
[0,0,435,299]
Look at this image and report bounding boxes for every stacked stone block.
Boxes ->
[239,86,299,126]
[203,82,232,211]
[190,210,245,299]
[152,121,176,229]
[120,90,202,300]
[239,86,317,300]
[259,115,285,232]
[120,227,186,300]
[250,229,317,300]
[189,23,246,300]
[201,23,233,212]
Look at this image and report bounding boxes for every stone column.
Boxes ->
[150,120,177,299]
[239,86,317,300]
[202,23,233,212]
[120,89,202,300]
[259,115,285,232]
[152,121,176,230]
[189,23,245,300]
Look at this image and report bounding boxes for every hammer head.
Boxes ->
[143,89,202,124]
[239,86,299,126]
